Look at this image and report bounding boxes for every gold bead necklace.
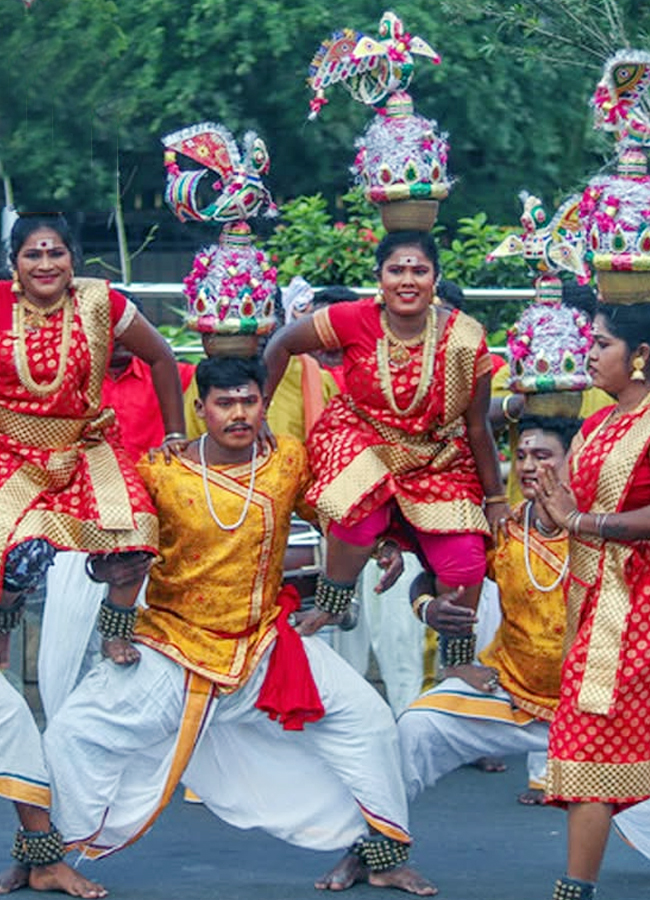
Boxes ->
[376,306,437,416]
[13,292,74,397]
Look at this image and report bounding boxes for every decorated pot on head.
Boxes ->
[162,122,278,356]
[307,11,447,232]
[580,50,650,304]
[488,193,592,415]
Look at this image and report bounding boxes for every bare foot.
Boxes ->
[29,862,107,897]
[517,789,546,806]
[102,638,140,665]
[0,863,29,894]
[315,853,437,895]
[369,866,437,896]
[472,756,507,773]
[316,853,366,891]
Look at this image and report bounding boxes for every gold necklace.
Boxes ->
[380,310,429,366]
[377,306,437,416]
[18,293,69,329]
[13,292,74,397]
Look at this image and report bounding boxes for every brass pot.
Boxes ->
[201,333,260,358]
[525,391,583,417]
[380,200,439,233]
[597,270,650,304]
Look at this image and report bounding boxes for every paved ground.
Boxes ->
[0,755,648,900]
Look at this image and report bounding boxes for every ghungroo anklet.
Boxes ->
[439,633,476,668]
[97,598,137,641]
[0,597,26,634]
[351,835,409,872]
[12,826,65,867]
[314,574,356,616]
[551,876,596,900]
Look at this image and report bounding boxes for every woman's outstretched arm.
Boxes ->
[263,315,325,401]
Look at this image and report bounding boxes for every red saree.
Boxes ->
[306,298,491,536]
[0,278,158,582]
[546,400,650,811]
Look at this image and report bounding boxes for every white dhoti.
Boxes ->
[40,551,148,722]
[0,674,50,809]
[45,635,409,858]
[614,800,650,861]
[334,553,427,715]
[398,678,551,802]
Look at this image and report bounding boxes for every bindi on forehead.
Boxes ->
[35,238,55,250]
[398,255,420,266]
[520,435,538,449]
[224,385,255,398]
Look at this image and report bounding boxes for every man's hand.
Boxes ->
[375,540,404,593]
[88,551,152,587]
[294,607,340,636]
[440,662,500,694]
[420,586,476,632]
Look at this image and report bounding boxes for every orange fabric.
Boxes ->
[299,354,325,438]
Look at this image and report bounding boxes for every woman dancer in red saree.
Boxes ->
[538,302,650,900]
[264,231,506,648]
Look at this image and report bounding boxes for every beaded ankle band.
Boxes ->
[97,598,137,641]
[0,597,25,634]
[12,826,65,867]
[351,835,409,872]
[314,575,356,616]
[552,877,596,900]
[439,633,476,668]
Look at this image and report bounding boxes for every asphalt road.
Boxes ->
[0,755,647,900]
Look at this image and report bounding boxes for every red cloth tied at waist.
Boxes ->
[255,584,325,730]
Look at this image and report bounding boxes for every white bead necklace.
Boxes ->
[199,433,257,531]
[523,501,569,594]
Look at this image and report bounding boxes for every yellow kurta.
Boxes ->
[183,357,339,442]
[479,503,568,721]
[135,436,314,691]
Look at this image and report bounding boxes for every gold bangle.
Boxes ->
[502,394,520,424]
[485,494,508,505]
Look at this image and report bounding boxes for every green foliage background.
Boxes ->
[3,1,649,221]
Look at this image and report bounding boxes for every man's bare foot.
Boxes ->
[0,863,29,894]
[472,756,507,773]
[517,788,546,806]
[315,853,437,895]
[368,866,437,896]
[102,638,140,665]
[29,862,107,897]
[315,852,364,891]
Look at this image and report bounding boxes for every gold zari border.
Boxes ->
[547,757,650,803]
[567,401,650,715]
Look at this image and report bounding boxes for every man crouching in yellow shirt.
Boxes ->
[44,355,436,897]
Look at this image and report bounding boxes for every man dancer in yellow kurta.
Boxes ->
[44,355,435,896]
[399,416,580,804]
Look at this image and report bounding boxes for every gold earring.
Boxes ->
[10,269,21,294]
[631,355,646,382]
[374,288,385,306]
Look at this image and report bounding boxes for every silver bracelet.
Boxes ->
[163,431,187,443]
[418,598,434,626]
[571,512,584,536]
[596,513,609,539]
